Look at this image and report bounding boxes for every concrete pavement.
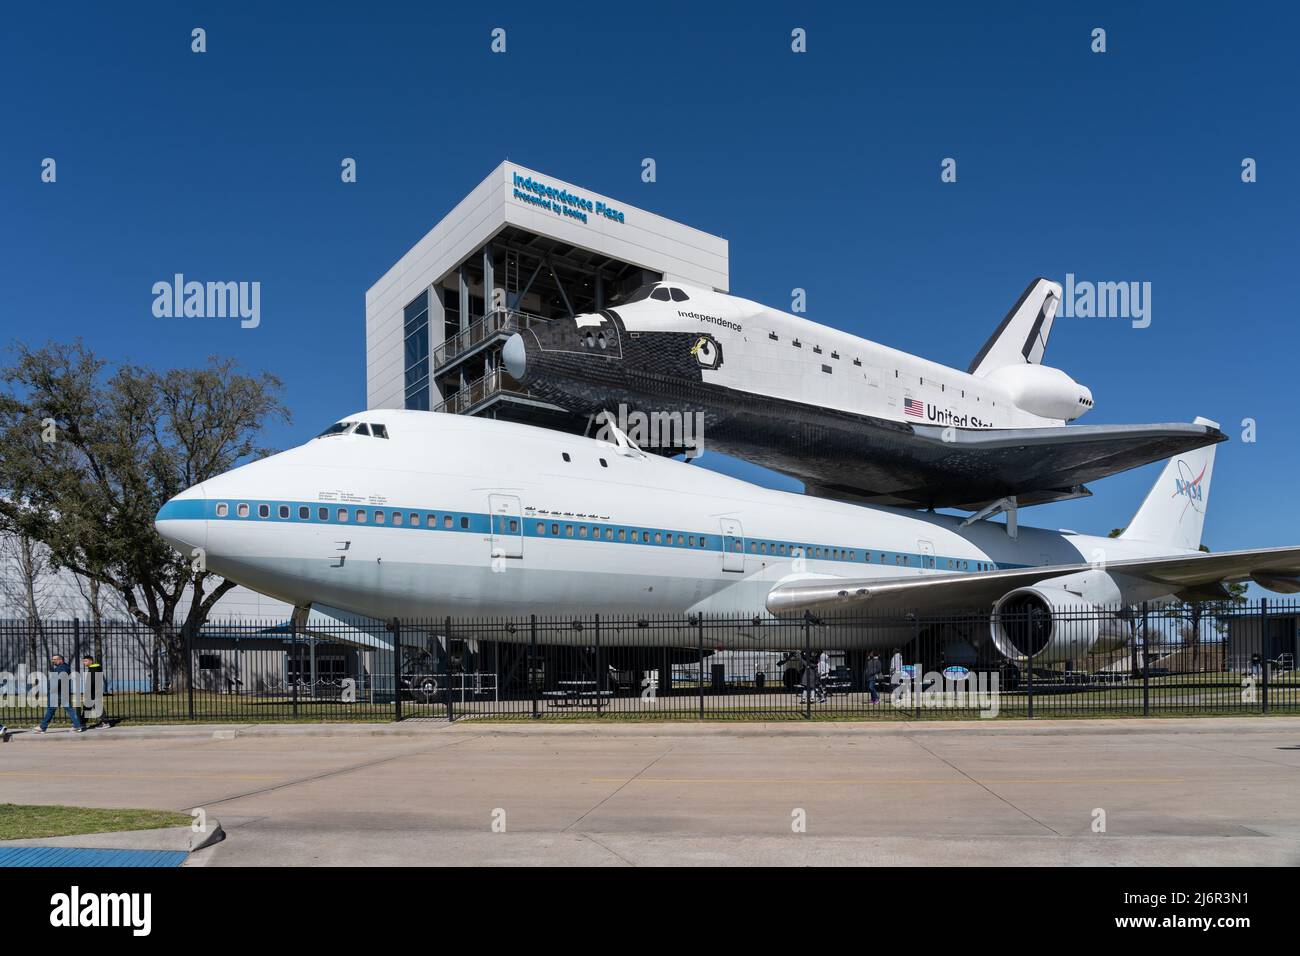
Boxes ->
[2,718,1297,866]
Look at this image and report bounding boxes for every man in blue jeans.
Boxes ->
[866,651,883,704]
[35,654,84,733]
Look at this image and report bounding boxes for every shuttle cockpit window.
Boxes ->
[669,287,689,302]
[354,423,371,436]
[371,423,389,438]
[650,287,672,301]
[612,284,656,305]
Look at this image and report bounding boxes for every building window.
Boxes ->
[404,289,430,411]
[198,654,221,671]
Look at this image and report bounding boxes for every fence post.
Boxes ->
[1141,602,1150,717]
[595,615,603,717]
[530,615,539,720]
[912,613,921,720]
[1025,612,1034,719]
[73,619,82,717]
[185,623,195,721]
[805,614,812,720]
[697,616,705,720]
[290,618,299,719]
[392,619,402,722]
[444,616,454,721]
[1260,597,1269,715]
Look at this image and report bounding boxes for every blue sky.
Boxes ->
[3,2,1297,555]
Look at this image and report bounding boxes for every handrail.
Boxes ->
[431,367,531,415]
[432,309,551,370]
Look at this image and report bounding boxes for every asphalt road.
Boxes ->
[3,718,1299,866]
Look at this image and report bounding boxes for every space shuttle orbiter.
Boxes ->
[502,278,1224,513]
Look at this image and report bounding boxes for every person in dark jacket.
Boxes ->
[80,655,106,728]
[866,651,883,704]
[35,655,84,733]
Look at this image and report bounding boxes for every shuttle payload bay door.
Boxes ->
[721,518,745,573]
[489,494,524,561]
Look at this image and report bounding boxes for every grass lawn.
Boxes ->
[0,804,193,841]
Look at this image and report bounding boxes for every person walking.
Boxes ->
[799,650,818,705]
[816,650,830,703]
[80,654,106,729]
[866,651,882,704]
[34,654,84,734]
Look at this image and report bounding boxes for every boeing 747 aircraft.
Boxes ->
[155,411,1299,664]
[501,278,1224,512]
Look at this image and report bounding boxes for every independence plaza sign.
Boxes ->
[511,172,626,226]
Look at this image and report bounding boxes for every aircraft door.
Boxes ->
[918,539,936,573]
[720,518,745,573]
[488,494,524,563]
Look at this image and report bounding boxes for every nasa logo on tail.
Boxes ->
[690,334,723,369]
[1172,459,1207,515]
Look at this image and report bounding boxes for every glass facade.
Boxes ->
[403,290,430,410]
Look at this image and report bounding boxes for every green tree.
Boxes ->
[0,341,289,690]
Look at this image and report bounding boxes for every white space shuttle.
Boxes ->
[502,278,1223,512]
[156,411,1299,662]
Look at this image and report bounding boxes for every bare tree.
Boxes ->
[0,529,55,670]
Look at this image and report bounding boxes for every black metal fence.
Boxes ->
[1,599,1296,725]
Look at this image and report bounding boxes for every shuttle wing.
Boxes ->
[765,546,1300,616]
[794,417,1226,511]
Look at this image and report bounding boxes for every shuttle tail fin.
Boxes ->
[968,278,1062,377]
[1119,419,1219,552]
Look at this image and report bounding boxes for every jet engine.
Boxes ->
[989,583,1131,663]
[983,364,1093,421]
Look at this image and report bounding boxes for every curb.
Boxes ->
[8,714,1295,741]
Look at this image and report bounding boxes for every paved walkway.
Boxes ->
[3,718,1298,865]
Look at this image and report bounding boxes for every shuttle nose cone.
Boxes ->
[503,332,527,380]
[154,483,209,556]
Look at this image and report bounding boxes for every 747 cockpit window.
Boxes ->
[315,421,391,439]
[316,421,355,437]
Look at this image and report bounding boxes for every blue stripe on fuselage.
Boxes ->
[158,497,1026,573]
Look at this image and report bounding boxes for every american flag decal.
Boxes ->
[904,397,924,418]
